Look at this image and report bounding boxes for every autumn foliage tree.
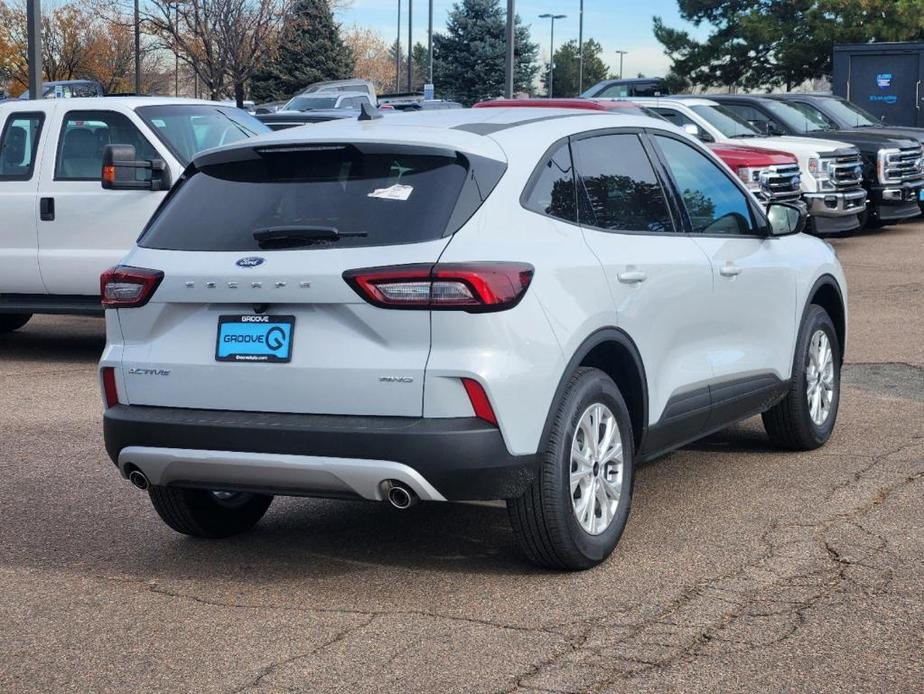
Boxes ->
[0,0,166,96]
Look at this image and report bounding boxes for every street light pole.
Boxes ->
[614,50,628,79]
[578,0,584,94]
[539,13,566,98]
[504,0,515,98]
[25,0,42,99]
[407,0,413,92]
[395,0,401,92]
[134,0,141,94]
[428,0,433,85]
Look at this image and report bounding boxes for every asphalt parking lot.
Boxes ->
[1,224,922,693]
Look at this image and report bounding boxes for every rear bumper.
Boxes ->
[103,405,539,501]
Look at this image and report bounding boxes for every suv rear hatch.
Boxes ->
[112,140,506,417]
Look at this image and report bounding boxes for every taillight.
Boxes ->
[101,367,119,408]
[461,378,498,426]
[100,266,164,308]
[343,262,534,312]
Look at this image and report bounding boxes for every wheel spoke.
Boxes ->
[569,402,627,535]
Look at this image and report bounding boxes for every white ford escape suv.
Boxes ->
[99,108,847,570]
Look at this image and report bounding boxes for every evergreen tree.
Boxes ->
[250,0,355,103]
[654,0,924,91]
[432,0,539,105]
[540,39,610,98]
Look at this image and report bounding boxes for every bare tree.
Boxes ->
[141,0,286,105]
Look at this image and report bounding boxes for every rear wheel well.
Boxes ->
[580,341,646,451]
[810,282,845,362]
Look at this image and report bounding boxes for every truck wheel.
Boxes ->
[507,367,634,571]
[148,486,273,538]
[0,313,32,333]
[762,305,840,451]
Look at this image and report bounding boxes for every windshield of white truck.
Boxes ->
[136,105,270,165]
[689,105,761,139]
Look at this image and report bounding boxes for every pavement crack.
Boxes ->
[229,614,378,693]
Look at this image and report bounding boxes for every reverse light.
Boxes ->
[100,266,164,308]
[101,367,119,408]
[461,378,498,426]
[343,262,534,312]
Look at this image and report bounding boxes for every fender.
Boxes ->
[799,273,846,364]
[537,327,649,455]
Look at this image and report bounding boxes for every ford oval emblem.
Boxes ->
[236,257,265,268]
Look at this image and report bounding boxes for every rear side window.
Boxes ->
[0,113,44,180]
[56,110,158,181]
[523,142,577,222]
[140,145,473,251]
[572,133,673,233]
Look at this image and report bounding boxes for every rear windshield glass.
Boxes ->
[139,145,470,251]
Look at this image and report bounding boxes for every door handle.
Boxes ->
[40,197,55,222]
[616,270,648,284]
[719,263,742,278]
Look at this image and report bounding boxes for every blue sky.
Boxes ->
[336,0,709,78]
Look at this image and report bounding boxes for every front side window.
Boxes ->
[572,133,673,233]
[0,113,44,180]
[56,110,158,181]
[655,135,756,235]
[523,142,577,222]
[598,84,628,98]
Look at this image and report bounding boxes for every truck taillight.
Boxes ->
[100,266,164,308]
[343,262,534,312]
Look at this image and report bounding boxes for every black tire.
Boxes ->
[148,486,273,538]
[0,313,32,333]
[858,208,883,231]
[507,367,634,571]
[762,305,841,451]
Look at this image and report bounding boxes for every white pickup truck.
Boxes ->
[0,97,269,332]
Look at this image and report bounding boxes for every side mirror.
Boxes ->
[683,123,701,137]
[766,201,806,237]
[748,119,769,134]
[101,144,171,192]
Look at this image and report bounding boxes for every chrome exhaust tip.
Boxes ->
[384,480,418,510]
[128,469,150,491]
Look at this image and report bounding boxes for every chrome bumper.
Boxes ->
[804,189,867,217]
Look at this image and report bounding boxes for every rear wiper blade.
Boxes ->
[252,225,367,248]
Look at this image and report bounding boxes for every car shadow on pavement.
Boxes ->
[121,497,544,578]
[0,317,105,363]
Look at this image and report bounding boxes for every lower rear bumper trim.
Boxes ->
[118,446,447,501]
[104,405,540,501]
